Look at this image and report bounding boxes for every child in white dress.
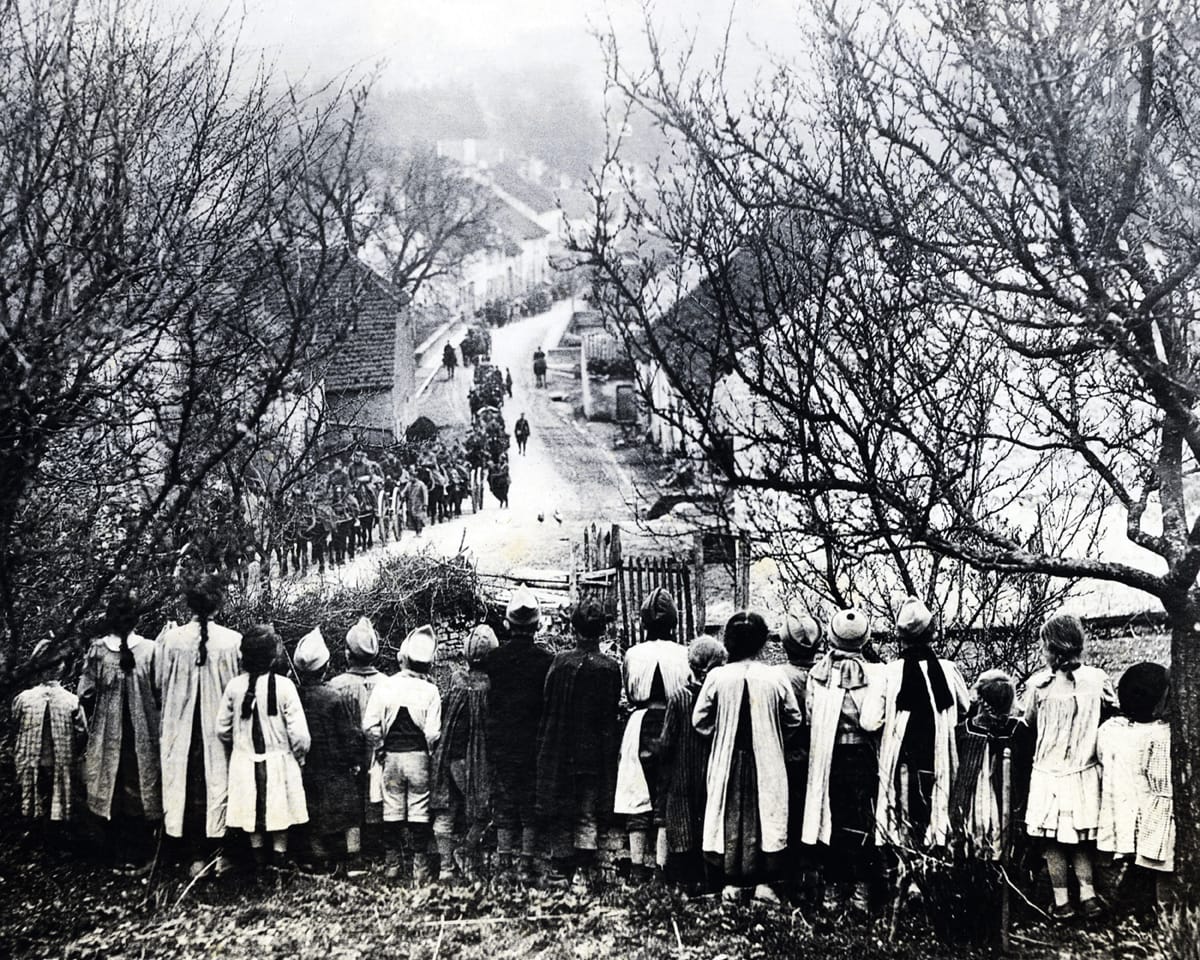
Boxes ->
[216,625,310,872]
[1023,615,1115,921]
[1097,662,1173,904]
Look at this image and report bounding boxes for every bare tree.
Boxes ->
[582,0,1200,885]
[0,0,369,683]
[358,145,497,301]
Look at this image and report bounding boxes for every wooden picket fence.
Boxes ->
[616,554,696,646]
[573,522,702,647]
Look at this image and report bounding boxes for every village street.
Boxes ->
[308,301,639,591]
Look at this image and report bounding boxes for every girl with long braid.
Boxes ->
[78,591,163,872]
[156,574,242,876]
[216,625,310,873]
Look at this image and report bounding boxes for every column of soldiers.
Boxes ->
[272,439,494,572]
[13,580,1177,923]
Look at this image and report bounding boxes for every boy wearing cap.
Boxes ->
[482,586,553,882]
[294,627,366,874]
[863,596,969,852]
[331,617,387,841]
[363,625,442,881]
[535,600,622,889]
[802,607,885,914]
[12,642,88,844]
[431,625,499,882]
[775,610,823,906]
[614,588,691,881]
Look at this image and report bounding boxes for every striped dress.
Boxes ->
[655,680,711,854]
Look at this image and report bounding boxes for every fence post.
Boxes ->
[692,533,706,632]
[681,563,694,640]
[611,525,627,646]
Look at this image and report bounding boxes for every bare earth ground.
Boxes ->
[0,822,1175,960]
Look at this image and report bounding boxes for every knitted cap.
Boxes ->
[896,596,933,639]
[640,588,678,636]
[464,624,499,664]
[571,599,607,640]
[346,617,379,659]
[829,607,869,650]
[781,610,822,659]
[506,585,541,628]
[294,627,330,673]
[400,624,437,666]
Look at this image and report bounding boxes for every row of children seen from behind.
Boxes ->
[12,578,1172,921]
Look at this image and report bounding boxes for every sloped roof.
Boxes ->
[491,199,550,243]
[491,165,558,214]
[639,249,760,392]
[318,258,408,393]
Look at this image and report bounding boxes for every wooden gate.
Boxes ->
[573,523,710,646]
[617,554,696,647]
[572,522,620,617]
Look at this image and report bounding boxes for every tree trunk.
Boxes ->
[1169,611,1200,900]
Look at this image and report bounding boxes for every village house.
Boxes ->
[317,257,419,444]
[452,195,551,316]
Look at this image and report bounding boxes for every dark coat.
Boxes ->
[297,681,364,834]
[535,646,622,820]
[483,638,553,784]
[432,668,492,824]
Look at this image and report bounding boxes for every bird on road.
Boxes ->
[537,512,545,523]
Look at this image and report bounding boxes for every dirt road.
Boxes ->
[317,302,636,587]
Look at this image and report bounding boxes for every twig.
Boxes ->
[141,823,165,908]
[1009,931,1055,949]
[671,916,684,956]
[433,911,447,960]
[396,910,622,928]
[998,865,1051,921]
[172,854,220,913]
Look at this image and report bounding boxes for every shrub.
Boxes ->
[209,553,482,691]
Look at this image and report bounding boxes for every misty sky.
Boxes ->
[170,0,805,95]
